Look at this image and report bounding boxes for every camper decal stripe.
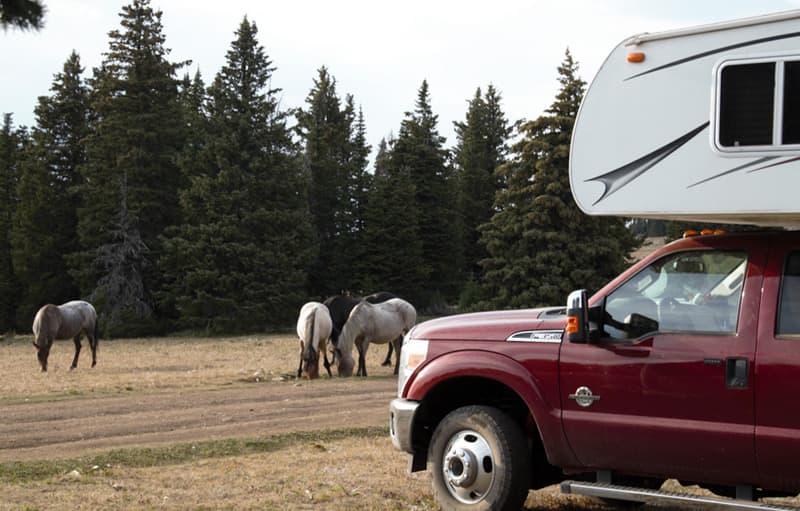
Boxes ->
[625,31,800,81]
[688,157,778,188]
[588,122,709,205]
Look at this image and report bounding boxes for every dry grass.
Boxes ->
[0,332,395,400]
[2,334,798,510]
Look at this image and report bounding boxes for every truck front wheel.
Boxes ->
[429,405,531,511]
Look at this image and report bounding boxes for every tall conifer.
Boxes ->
[162,17,313,331]
[391,81,461,306]
[479,50,639,308]
[0,114,25,331]
[453,84,511,282]
[75,0,186,332]
[11,51,89,326]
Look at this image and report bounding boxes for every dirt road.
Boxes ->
[0,377,396,462]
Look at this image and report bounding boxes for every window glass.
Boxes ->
[604,251,747,340]
[777,252,800,336]
[783,61,800,144]
[719,63,775,147]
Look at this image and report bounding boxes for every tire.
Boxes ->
[429,405,531,511]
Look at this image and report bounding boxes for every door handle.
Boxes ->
[725,357,749,389]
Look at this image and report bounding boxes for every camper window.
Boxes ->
[719,62,774,147]
[716,58,800,150]
[783,62,800,144]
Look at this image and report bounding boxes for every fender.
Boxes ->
[406,349,581,469]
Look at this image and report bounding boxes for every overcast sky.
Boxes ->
[3,0,799,159]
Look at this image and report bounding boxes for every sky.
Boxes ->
[2,0,800,161]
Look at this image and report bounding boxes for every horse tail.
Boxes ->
[305,307,317,357]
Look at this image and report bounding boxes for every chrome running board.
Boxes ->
[560,481,799,511]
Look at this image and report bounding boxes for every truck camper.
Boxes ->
[390,10,800,511]
[570,9,800,227]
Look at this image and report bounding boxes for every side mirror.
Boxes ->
[566,289,589,343]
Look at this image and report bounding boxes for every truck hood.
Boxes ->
[410,307,566,342]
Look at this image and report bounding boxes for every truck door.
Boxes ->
[755,236,800,491]
[559,242,766,485]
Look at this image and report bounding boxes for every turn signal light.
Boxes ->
[566,315,579,334]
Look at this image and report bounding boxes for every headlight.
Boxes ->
[397,332,428,397]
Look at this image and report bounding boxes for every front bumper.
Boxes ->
[389,398,419,453]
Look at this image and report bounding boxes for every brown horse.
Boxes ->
[32,300,98,372]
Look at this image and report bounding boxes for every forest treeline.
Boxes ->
[0,0,643,336]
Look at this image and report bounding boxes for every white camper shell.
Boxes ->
[569,10,800,227]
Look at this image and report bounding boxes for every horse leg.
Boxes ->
[357,339,369,377]
[88,332,98,368]
[381,343,394,366]
[296,341,304,379]
[322,339,332,378]
[70,334,82,370]
[392,337,402,376]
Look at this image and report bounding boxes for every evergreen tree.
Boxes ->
[74,0,186,333]
[361,138,427,301]
[296,67,351,296]
[345,104,373,292]
[453,84,511,282]
[0,114,25,331]
[161,17,313,331]
[478,50,640,309]
[11,51,89,326]
[391,80,461,306]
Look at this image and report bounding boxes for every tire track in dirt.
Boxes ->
[0,377,397,462]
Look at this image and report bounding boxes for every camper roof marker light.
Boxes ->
[627,52,645,63]
[683,229,728,238]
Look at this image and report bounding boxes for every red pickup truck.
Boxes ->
[390,230,800,510]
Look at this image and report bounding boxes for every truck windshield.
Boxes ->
[604,250,747,340]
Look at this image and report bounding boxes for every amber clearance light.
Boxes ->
[627,52,645,63]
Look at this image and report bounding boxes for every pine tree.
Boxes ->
[453,84,511,282]
[0,114,25,331]
[345,103,373,292]
[11,51,89,326]
[161,17,313,331]
[361,138,427,300]
[391,80,461,306]
[296,67,351,296]
[74,0,186,333]
[479,50,640,309]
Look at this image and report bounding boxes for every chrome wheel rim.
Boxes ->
[441,429,495,504]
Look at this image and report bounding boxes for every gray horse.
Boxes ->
[32,300,98,372]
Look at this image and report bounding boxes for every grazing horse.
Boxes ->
[323,291,397,364]
[336,298,416,377]
[32,300,98,372]
[296,301,333,379]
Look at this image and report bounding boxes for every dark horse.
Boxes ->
[32,300,98,372]
[323,291,397,365]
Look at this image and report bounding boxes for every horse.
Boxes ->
[323,291,397,365]
[336,298,416,377]
[32,300,98,372]
[296,301,334,379]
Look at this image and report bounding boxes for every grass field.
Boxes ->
[2,333,798,510]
